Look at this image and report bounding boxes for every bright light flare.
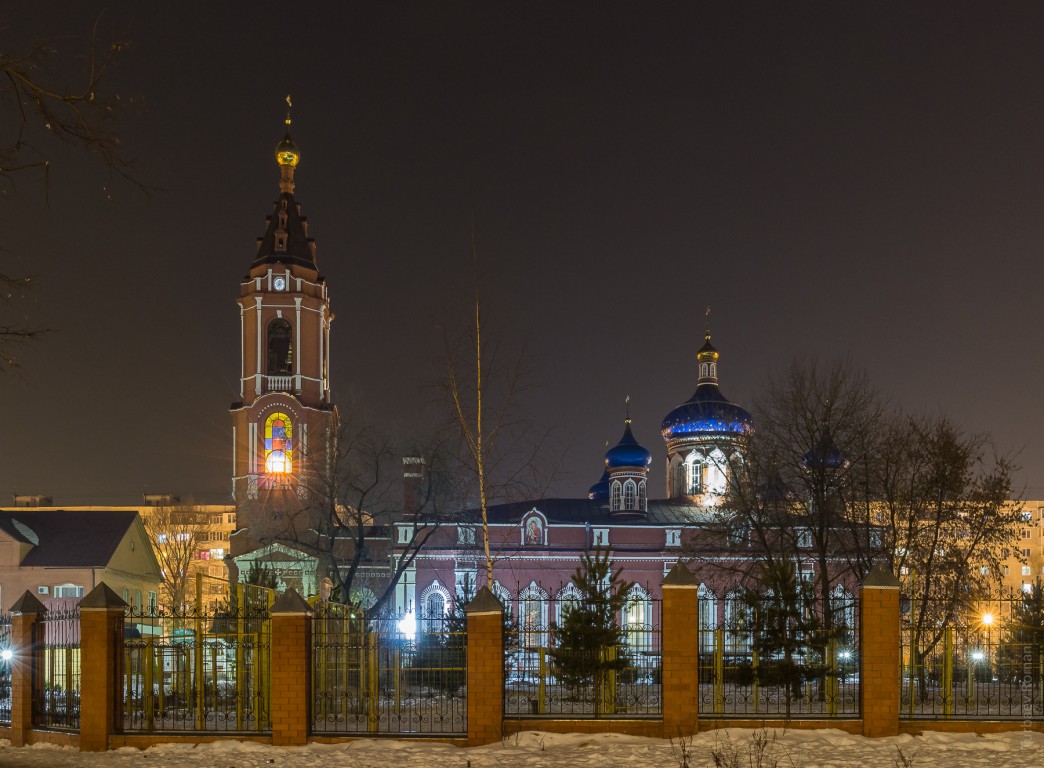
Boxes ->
[971,650,985,662]
[397,612,416,640]
[0,649,12,662]
[981,613,994,626]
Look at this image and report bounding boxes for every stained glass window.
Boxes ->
[264,412,293,474]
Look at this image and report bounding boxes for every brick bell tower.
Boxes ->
[230,108,338,555]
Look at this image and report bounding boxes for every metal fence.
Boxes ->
[32,605,81,730]
[0,613,11,726]
[698,596,860,718]
[504,620,662,719]
[119,600,272,733]
[311,605,467,736]
[900,590,1044,720]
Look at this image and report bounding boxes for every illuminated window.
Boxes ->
[623,480,637,509]
[267,319,293,376]
[264,412,293,474]
[610,481,622,509]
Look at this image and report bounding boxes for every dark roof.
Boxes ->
[0,510,139,567]
[482,498,717,526]
[252,193,318,271]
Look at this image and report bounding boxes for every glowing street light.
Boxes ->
[397,611,417,640]
[970,650,985,662]
[981,613,994,627]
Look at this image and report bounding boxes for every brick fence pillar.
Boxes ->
[661,562,700,736]
[466,586,504,746]
[270,589,312,746]
[859,563,901,737]
[8,591,46,747]
[79,583,128,751]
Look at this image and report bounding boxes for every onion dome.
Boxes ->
[605,419,652,469]
[662,331,752,440]
[276,132,300,168]
[803,429,848,470]
[587,468,610,501]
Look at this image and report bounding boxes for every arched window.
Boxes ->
[623,585,652,651]
[709,363,717,379]
[419,581,451,634]
[610,480,622,510]
[556,583,582,625]
[637,480,647,511]
[686,453,704,495]
[267,319,293,376]
[700,363,709,378]
[264,412,294,474]
[830,584,856,643]
[491,581,513,618]
[623,480,637,510]
[671,459,686,497]
[698,584,717,653]
[725,588,753,653]
[519,582,548,648]
[707,448,728,495]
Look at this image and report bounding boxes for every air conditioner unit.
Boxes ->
[37,586,49,595]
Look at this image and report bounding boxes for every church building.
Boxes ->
[228,116,341,589]
[391,329,785,640]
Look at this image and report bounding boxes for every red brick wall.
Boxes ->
[270,612,311,746]
[661,584,700,735]
[860,586,900,737]
[466,610,503,745]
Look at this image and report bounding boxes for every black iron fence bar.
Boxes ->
[696,617,860,720]
[31,607,80,731]
[311,609,467,736]
[119,605,272,733]
[0,614,11,726]
[504,623,662,719]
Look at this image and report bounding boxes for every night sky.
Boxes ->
[4,2,1044,505]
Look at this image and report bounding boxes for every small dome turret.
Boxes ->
[587,468,610,501]
[276,132,300,168]
[605,419,652,469]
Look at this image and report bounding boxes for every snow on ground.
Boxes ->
[0,729,1041,768]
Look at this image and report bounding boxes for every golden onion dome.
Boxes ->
[275,132,300,167]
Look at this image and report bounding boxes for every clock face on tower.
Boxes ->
[273,276,286,291]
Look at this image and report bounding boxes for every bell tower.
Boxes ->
[230,108,338,553]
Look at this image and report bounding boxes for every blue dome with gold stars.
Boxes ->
[661,385,753,439]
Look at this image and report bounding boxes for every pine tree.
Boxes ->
[551,547,634,711]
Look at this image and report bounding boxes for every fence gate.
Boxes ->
[311,607,466,736]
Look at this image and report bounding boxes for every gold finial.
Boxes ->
[705,305,712,341]
[275,95,300,173]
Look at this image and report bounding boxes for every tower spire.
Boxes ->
[705,305,712,341]
[275,94,300,195]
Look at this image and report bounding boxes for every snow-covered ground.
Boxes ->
[0,728,1040,768]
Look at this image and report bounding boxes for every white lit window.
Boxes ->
[53,584,84,598]
[593,528,609,546]
[666,529,681,547]
[175,532,190,542]
[1024,582,1034,595]
[210,548,225,559]
[457,526,476,545]
[623,480,637,510]
[156,534,168,544]
[797,529,813,548]
[398,525,414,544]
[610,481,622,510]
[1022,566,1032,576]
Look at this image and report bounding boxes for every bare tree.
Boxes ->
[1,15,142,370]
[440,290,560,586]
[702,358,885,631]
[141,505,214,611]
[875,413,1022,696]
